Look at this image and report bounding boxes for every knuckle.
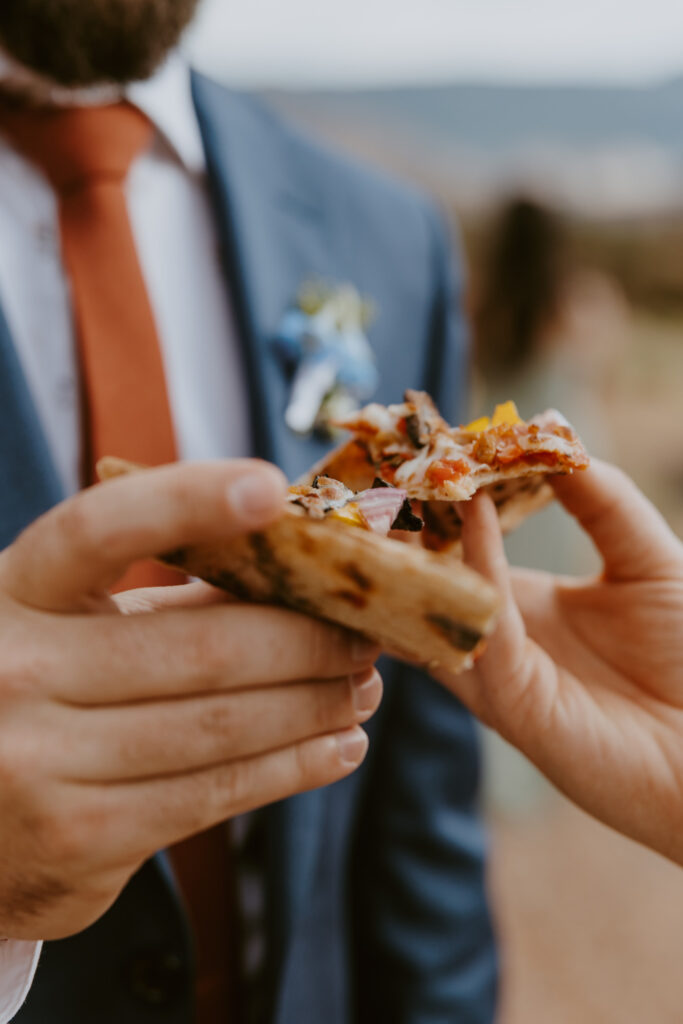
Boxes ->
[291,737,321,786]
[185,622,234,688]
[312,679,351,734]
[0,646,44,700]
[196,698,237,743]
[210,759,251,816]
[0,725,44,791]
[300,618,345,677]
[165,475,201,532]
[54,498,101,562]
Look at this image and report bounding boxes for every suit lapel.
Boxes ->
[191,74,325,470]
[0,303,64,548]
[190,73,431,477]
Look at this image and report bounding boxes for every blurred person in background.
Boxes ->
[472,195,629,576]
[0,1,497,1023]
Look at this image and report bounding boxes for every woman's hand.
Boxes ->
[435,460,683,865]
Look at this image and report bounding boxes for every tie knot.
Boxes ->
[0,100,152,194]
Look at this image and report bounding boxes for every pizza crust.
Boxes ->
[98,457,500,674]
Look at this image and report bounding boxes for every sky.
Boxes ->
[185,0,683,88]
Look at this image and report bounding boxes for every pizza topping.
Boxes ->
[463,401,523,433]
[371,477,423,532]
[333,392,589,501]
[288,475,418,536]
[289,475,357,517]
[353,487,411,536]
[390,498,424,532]
[473,431,497,464]
[426,458,470,486]
[404,412,427,449]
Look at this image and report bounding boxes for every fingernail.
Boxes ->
[351,670,382,715]
[336,727,369,767]
[352,636,380,663]
[229,469,285,522]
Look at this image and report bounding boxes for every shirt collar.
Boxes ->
[126,55,206,176]
[0,49,206,176]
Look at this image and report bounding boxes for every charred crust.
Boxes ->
[199,570,250,600]
[425,613,482,652]
[249,533,314,614]
[298,533,316,554]
[162,547,189,567]
[332,589,368,609]
[338,562,373,591]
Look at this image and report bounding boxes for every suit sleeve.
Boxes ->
[350,206,498,1024]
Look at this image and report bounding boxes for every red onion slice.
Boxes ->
[354,487,408,536]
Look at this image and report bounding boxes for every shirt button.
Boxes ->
[123,949,187,1007]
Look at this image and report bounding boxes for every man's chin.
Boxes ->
[0,0,201,90]
[0,47,124,106]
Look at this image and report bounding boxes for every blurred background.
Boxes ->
[186,3,683,1020]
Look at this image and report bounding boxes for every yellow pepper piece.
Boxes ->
[462,415,490,434]
[491,400,521,427]
[329,503,367,528]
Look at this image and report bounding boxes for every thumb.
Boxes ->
[0,460,287,612]
[551,459,681,582]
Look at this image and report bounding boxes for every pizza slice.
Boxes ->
[97,457,499,674]
[307,391,589,551]
[97,393,587,673]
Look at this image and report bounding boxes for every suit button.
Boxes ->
[124,950,187,1007]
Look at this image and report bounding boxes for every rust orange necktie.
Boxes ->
[0,101,243,1022]
[0,100,179,590]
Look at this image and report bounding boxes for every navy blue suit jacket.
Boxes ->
[2,74,498,1023]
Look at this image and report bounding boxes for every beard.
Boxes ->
[0,0,202,88]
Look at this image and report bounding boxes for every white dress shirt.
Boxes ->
[0,53,250,496]
[0,54,251,1021]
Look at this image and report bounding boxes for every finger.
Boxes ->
[552,459,681,581]
[459,491,514,604]
[448,493,532,722]
[58,670,382,781]
[113,580,232,615]
[47,604,380,704]
[85,727,370,859]
[0,460,288,611]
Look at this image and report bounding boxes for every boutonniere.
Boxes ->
[273,281,379,438]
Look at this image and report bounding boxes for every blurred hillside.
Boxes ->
[265,78,683,315]
[265,78,683,218]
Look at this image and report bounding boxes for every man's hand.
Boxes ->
[435,460,683,865]
[0,460,381,940]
